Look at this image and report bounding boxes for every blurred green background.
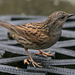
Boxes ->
[0,0,75,16]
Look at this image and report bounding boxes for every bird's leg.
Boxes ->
[24,48,42,68]
[35,50,53,57]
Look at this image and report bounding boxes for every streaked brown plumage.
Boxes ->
[0,11,73,67]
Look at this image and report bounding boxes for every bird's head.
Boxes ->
[45,11,73,28]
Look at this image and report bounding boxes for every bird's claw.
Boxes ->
[35,50,53,57]
[29,59,42,68]
[24,59,30,65]
[24,59,42,68]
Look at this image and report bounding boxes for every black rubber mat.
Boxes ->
[0,15,75,75]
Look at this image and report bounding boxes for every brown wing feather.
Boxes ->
[10,24,41,45]
[10,23,51,45]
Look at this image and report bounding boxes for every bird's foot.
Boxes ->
[29,59,42,68]
[35,50,53,57]
[24,59,42,68]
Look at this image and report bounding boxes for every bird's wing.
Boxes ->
[10,23,45,45]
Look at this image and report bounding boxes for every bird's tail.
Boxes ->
[0,20,13,29]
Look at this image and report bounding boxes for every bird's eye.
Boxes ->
[61,16,65,19]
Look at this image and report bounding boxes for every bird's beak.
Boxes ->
[68,14,74,18]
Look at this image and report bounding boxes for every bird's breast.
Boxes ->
[38,30,61,49]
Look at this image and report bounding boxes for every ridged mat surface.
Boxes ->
[0,15,75,75]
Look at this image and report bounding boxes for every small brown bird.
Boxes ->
[0,11,73,67]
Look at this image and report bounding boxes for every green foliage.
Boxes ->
[0,0,75,15]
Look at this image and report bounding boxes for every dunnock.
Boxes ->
[0,11,73,67]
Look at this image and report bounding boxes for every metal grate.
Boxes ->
[0,15,75,75]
